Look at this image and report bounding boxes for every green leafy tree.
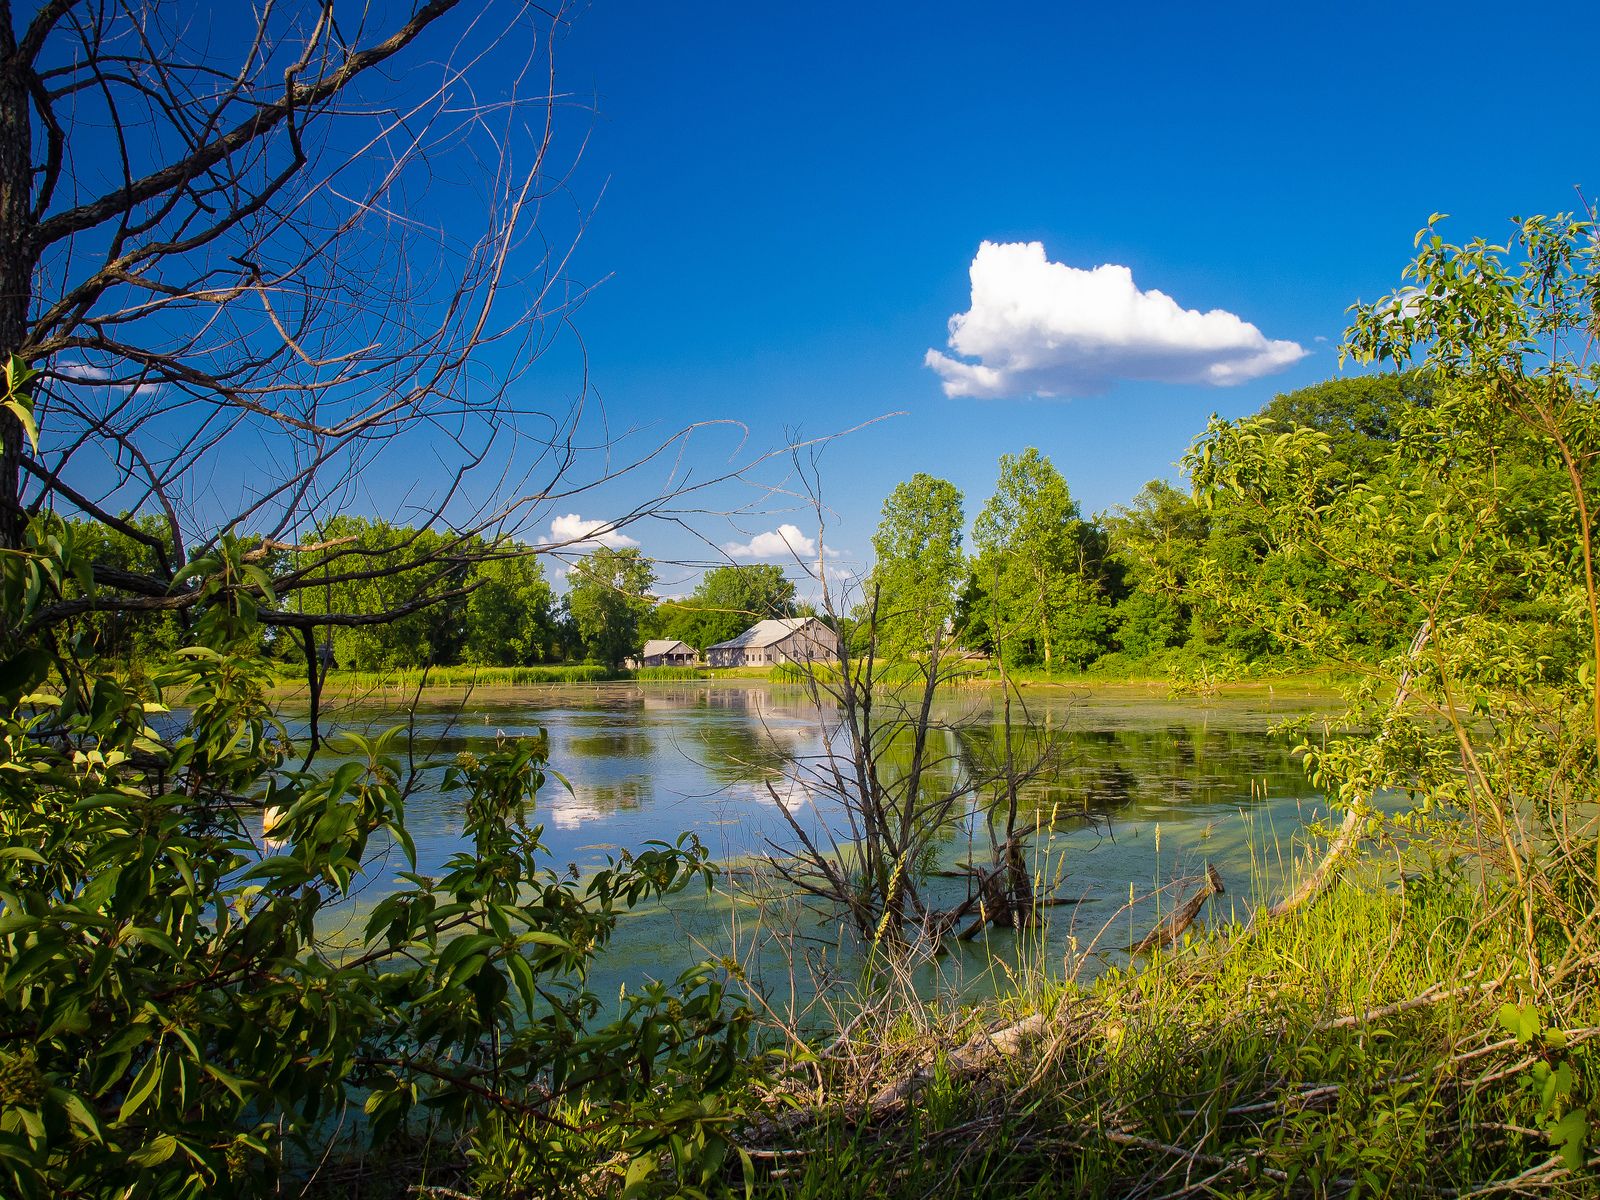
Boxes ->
[656,564,796,649]
[462,549,554,666]
[1258,370,1432,482]
[1186,207,1600,974]
[868,474,965,655]
[312,518,471,670]
[1105,480,1209,661]
[41,515,186,671]
[567,548,655,669]
[972,448,1113,670]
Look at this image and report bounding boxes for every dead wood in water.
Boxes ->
[1131,864,1225,955]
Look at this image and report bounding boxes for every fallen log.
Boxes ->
[1130,864,1225,955]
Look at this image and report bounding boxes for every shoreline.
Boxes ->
[266,668,1346,705]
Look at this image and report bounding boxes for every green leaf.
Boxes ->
[622,1152,658,1199]
[119,1054,163,1122]
[57,1091,105,1143]
[126,1133,178,1168]
[1547,1109,1589,1172]
[1496,1002,1540,1044]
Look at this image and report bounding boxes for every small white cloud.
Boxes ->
[810,562,854,583]
[539,513,639,551]
[1381,287,1425,319]
[53,359,164,398]
[925,241,1307,399]
[723,524,839,561]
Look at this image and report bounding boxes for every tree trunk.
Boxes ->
[0,51,34,550]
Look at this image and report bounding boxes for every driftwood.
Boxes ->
[859,1011,1064,1118]
[1130,864,1225,955]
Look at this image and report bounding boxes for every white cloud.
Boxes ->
[538,513,639,551]
[810,562,854,583]
[53,359,164,398]
[723,524,839,561]
[924,241,1307,399]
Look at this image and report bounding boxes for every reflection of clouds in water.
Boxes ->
[741,772,817,809]
[547,777,649,829]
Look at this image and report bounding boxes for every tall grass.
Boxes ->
[634,665,708,681]
[747,872,1597,1196]
[298,664,620,691]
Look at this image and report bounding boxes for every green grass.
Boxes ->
[750,874,1597,1197]
[633,665,709,681]
[268,662,716,695]
[292,663,622,692]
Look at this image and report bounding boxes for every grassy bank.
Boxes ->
[266,662,711,697]
[747,874,1597,1196]
[256,657,1342,702]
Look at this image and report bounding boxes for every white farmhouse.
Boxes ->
[705,617,839,668]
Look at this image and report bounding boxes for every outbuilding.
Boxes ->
[633,639,698,668]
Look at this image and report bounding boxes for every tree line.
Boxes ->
[61,371,1459,680]
[55,519,823,675]
[867,372,1449,676]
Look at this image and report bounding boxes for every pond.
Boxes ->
[293,681,1343,1016]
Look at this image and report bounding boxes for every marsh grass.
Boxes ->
[265,663,721,695]
[749,873,1599,1197]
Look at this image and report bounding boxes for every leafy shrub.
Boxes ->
[0,535,751,1198]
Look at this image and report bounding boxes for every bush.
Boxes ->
[0,536,751,1198]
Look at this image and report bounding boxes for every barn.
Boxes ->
[705,617,839,668]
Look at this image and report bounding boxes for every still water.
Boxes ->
[302,681,1340,1011]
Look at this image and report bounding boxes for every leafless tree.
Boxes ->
[0,0,757,663]
[753,458,1063,955]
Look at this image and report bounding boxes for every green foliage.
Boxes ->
[1257,370,1432,479]
[968,448,1114,670]
[2,356,39,455]
[316,517,473,671]
[633,665,707,681]
[655,565,795,651]
[0,534,750,1198]
[461,550,555,667]
[867,474,965,655]
[567,548,656,670]
[303,663,620,692]
[1189,206,1600,971]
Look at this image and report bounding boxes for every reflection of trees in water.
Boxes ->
[947,720,1313,831]
[566,730,656,759]
[671,689,830,790]
[689,714,805,789]
[697,686,831,724]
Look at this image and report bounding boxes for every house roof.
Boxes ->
[706,617,824,651]
[641,639,694,656]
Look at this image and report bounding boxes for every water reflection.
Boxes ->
[299,682,1338,1003]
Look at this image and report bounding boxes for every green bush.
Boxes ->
[0,535,751,1198]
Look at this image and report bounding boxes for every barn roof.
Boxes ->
[641,639,694,656]
[706,617,823,651]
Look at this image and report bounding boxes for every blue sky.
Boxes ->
[52,1,1581,594]
[518,0,1595,592]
